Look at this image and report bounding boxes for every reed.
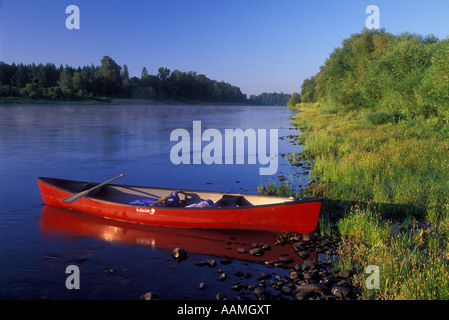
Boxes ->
[272,102,449,299]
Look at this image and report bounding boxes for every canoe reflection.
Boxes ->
[40,205,311,263]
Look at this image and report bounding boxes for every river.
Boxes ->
[0,103,308,300]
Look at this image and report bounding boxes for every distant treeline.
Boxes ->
[300,29,449,121]
[248,92,291,106]
[0,56,250,103]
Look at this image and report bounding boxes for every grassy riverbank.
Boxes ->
[277,102,449,299]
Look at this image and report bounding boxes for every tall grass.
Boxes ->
[287,103,449,300]
[295,103,449,220]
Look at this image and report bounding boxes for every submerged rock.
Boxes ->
[206,259,217,267]
[140,292,160,300]
[172,248,188,262]
[249,248,265,257]
[253,287,270,300]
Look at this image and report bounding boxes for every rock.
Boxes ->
[257,273,272,281]
[216,293,228,300]
[295,283,327,294]
[289,271,300,280]
[232,282,244,291]
[302,233,315,242]
[297,251,310,259]
[249,248,265,257]
[104,268,114,275]
[172,248,188,262]
[303,271,315,280]
[261,244,271,251]
[243,272,252,279]
[279,257,294,264]
[233,271,244,277]
[237,248,247,254]
[254,287,270,300]
[220,258,233,265]
[195,260,206,267]
[275,238,286,246]
[198,282,207,290]
[301,260,318,271]
[338,270,354,279]
[206,259,217,267]
[273,262,285,268]
[140,292,160,300]
[331,285,351,299]
[295,291,311,300]
[280,286,293,296]
[218,273,227,281]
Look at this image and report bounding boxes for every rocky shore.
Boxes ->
[142,232,361,301]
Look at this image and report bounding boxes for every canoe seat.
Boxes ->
[213,195,253,208]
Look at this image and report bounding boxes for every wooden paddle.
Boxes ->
[62,174,125,203]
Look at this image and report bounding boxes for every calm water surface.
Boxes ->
[0,104,307,300]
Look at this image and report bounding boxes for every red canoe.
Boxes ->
[37,177,322,233]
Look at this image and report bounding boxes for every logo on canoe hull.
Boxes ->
[137,208,155,214]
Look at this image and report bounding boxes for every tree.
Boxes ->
[141,67,148,79]
[287,92,301,107]
[57,69,73,99]
[96,56,122,97]
[157,67,171,82]
[300,77,317,103]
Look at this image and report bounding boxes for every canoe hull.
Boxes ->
[38,177,322,233]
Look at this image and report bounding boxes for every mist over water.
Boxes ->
[0,104,306,299]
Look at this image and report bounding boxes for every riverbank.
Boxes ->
[279,103,449,299]
[0,97,259,106]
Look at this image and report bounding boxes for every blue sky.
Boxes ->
[1,0,449,96]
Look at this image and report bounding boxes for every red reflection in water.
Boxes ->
[40,205,316,265]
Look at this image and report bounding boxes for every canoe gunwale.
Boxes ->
[37,176,323,210]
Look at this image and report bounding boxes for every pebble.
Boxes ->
[297,251,310,259]
[331,285,351,299]
[188,231,359,300]
[301,260,318,271]
[257,273,272,281]
[220,258,233,265]
[140,292,160,300]
[104,268,114,275]
[218,273,227,281]
[253,287,270,300]
[249,248,265,257]
[216,293,228,300]
[289,271,300,280]
[172,248,188,262]
[233,271,244,277]
[278,257,294,264]
[206,259,217,267]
